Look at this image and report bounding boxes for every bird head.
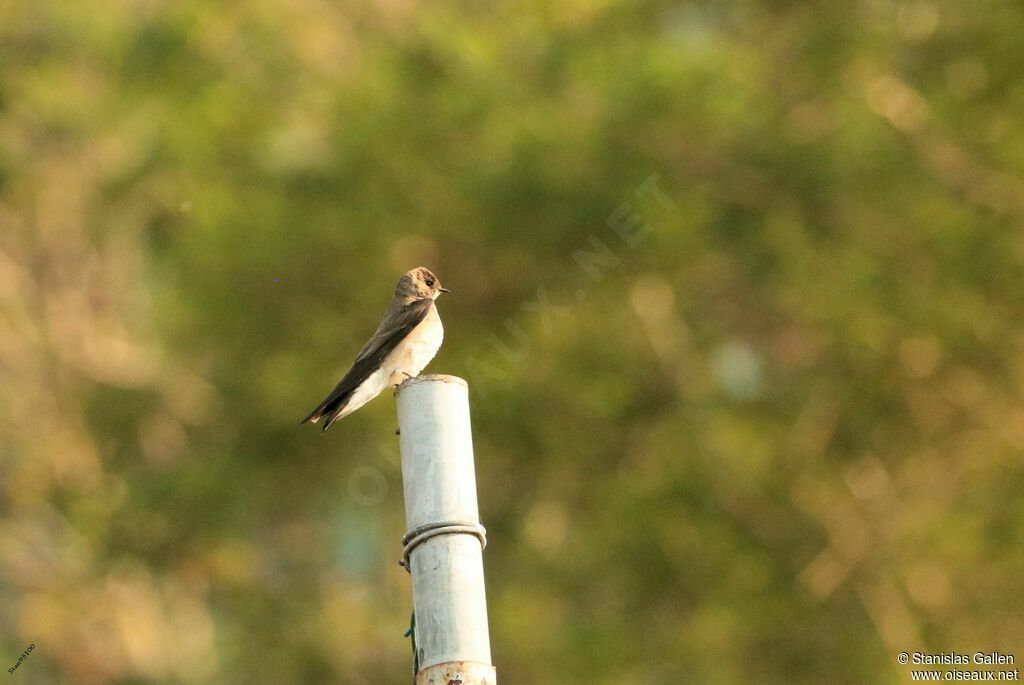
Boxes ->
[396,267,450,300]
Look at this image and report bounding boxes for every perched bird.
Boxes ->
[302,267,449,431]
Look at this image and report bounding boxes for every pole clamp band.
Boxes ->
[399,520,487,572]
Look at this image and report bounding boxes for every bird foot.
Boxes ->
[393,372,416,389]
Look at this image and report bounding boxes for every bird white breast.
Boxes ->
[385,303,444,384]
[335,304,444,420]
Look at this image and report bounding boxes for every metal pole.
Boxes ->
[395,374,496,685]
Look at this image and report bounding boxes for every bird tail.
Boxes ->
[301,394,351,432]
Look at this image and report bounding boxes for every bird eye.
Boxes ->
[425,279,435,287]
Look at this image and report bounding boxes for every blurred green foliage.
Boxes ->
[2,1,1024,683]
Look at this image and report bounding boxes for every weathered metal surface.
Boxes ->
[396,375,494,672]
[417,660,497,685]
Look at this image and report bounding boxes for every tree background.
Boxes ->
[2,1,1023,683]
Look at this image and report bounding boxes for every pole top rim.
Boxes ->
[396,374,468,392]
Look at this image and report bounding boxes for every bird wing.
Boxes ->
[302,297,433,429]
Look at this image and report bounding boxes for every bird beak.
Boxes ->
[439,287,451,294]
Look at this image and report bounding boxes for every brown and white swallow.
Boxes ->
[302,267,449,432]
